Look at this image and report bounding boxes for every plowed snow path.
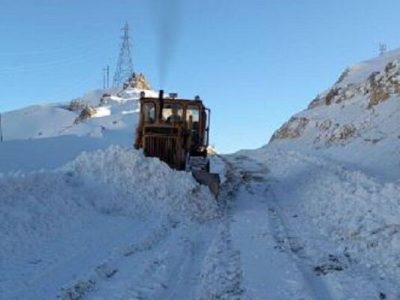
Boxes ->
[218,155,333,300]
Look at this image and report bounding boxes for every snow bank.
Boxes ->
[298,165,400,279]
[62,146,218,220]
[0,146,218,260]
[250,147,400,281]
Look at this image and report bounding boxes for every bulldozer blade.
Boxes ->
[192,170,220,198]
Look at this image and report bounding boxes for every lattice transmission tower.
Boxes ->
[113,22,134,87]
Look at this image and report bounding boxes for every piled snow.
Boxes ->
[301,166,400,279]
[0,146,218,260]
[238,146,400,291]
[63,146,218,220]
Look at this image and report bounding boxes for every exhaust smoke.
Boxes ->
[149,0,182,88]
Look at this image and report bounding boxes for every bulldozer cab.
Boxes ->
[135,91,211,170]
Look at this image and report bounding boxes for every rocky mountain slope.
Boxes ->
[270,50,400,180]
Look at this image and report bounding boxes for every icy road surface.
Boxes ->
[1,148,399,299]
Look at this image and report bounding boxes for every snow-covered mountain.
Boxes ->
[270,49,400,180]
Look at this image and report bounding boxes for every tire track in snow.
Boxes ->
[227,154,335,300]
[197,216,243,300]
[58,217,176,300]
[263,187,335,300]
[124,222,215,300]
[196,155,244,300]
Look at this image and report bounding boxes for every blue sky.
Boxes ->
[1,0,400,153]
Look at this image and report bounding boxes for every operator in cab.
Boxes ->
[166,106,182,123]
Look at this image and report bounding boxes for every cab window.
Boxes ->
[162,104,183,122]
[143,103,155,123]
[186,105,200,123]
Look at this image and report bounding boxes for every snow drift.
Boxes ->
[0,146,218,261]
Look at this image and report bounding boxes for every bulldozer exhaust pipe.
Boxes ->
[158,90,164,119]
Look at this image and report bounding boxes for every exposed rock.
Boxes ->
[366,60,400,108]
[270,117,310,141]
[325,87,341,105]
[123,73,152,90]
[367,72,390,109]
[74,106,97,124]
[65,100,89,112]
[327,124,358,144]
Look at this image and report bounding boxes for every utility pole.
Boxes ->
[103,65,111,89]
[0,112,3,143]
[106,65,110,88]
[379,43,387,56]
[113,22,134,87]
[103,67,106,89]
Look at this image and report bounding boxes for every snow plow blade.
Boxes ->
[192,170,220,198]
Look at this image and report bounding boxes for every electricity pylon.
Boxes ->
[113,22,134,87]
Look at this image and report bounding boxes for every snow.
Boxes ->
[271,47,400,181]
[260,48,400,297]
[338,48,400,88]
[2,104,78,140]
[1,87,149,144]
[228,148,400,298]
[92,106,111,118]
[0,146,218,299]
[1,50,400,299]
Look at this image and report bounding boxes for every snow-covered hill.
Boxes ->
[270,49,400,180]
[2,87,155,142]
[0,80,159,173]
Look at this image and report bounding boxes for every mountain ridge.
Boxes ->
[269,49,400,180]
